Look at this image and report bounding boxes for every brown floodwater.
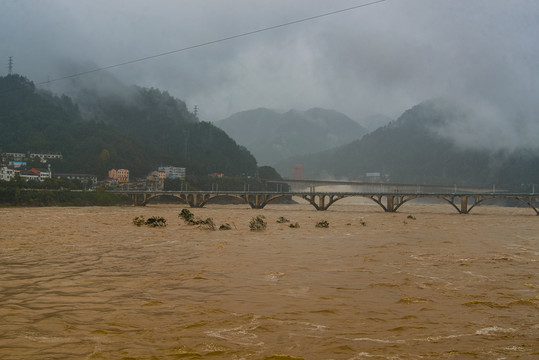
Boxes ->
[0,200,538,359]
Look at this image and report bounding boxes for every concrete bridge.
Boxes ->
[111,190,539,215]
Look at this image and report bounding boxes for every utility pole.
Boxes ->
[8,56,13,75]
[193,105,199,118]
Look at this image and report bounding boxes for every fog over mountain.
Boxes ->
[216,108,367,165]
[274,98,539,189]
[1,0,537,152]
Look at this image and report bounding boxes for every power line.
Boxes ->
[34,0,387,86]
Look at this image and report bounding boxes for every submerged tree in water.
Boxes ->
[249,215,267,231]
[132,215,167,227]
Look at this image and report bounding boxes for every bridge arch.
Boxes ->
[141,193,189,206]
[439,194,539,215]
[513,195,539,215]
[364,194,420,212]
[301,193,352,210]
[129,192,291,209]
[121,190,539,215]
[241,193,289,209]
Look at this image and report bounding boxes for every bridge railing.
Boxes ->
[109,189,539,215]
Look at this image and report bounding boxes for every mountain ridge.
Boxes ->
[274,98,539,190]
[216,107,367,165]
[0,74,257,178]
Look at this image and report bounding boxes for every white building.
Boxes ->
[0,166,16,181]
[31,167,52,181]
[2,151,63,163]
[29,152,63,163]
[158,166,186,179]
[0,167,51,182]
[2,152,26,162]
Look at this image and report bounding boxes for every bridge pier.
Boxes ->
[130,193,148,206]
[116,190,539,215]
[241,193,284,209]
[460,196,469,214]
[514,195,539,215]
[301,194,347,210]
[438,195,488,214]
[368,194,417,212]
[183,193,211,208]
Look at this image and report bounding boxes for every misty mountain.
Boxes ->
[359,114,393,133]
[0,74,257,178]
[62,72,198,139]
[216,108,367,165]
[275,98,539,190]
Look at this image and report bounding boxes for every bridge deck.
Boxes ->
[111,190,539,215]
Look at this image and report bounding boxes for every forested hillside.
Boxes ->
[0,75,257,178]
[275,99,539,191]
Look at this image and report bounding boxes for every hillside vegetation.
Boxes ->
[0,74,257,178]
[275,98,539,191]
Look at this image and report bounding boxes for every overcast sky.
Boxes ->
[1,0,538,149]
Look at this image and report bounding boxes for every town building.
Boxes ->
[292,164,305,180]
[19,170,40,181]
[158,166,186,180]
[0,166,51,182]
[2,151,63,163]
[146,171,165,191]
[27,167,52,181]
[55,173,98,186]
[8,161,26,168]
[108,169,130,183]
[28,152,63,163]
[0,166,15,181]
[2,152,26,162]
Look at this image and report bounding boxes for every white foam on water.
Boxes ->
[24,333,74,343]
[351,337,406,344]
[205,315,264,346]
[296,321,327,332]
[462,271,494,281]
[424,333,469,342]
[264,272,285,282]
[282,285,311,297]
[205,325,263,346]
[503,345,525,351]
[350,352,404,360]
[475,326,517,335]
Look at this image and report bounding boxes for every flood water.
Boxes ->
[0,201,538,359]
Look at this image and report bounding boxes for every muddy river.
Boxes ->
[0,201,537,359]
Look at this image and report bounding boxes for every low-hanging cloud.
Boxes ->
[1,0,537,150]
